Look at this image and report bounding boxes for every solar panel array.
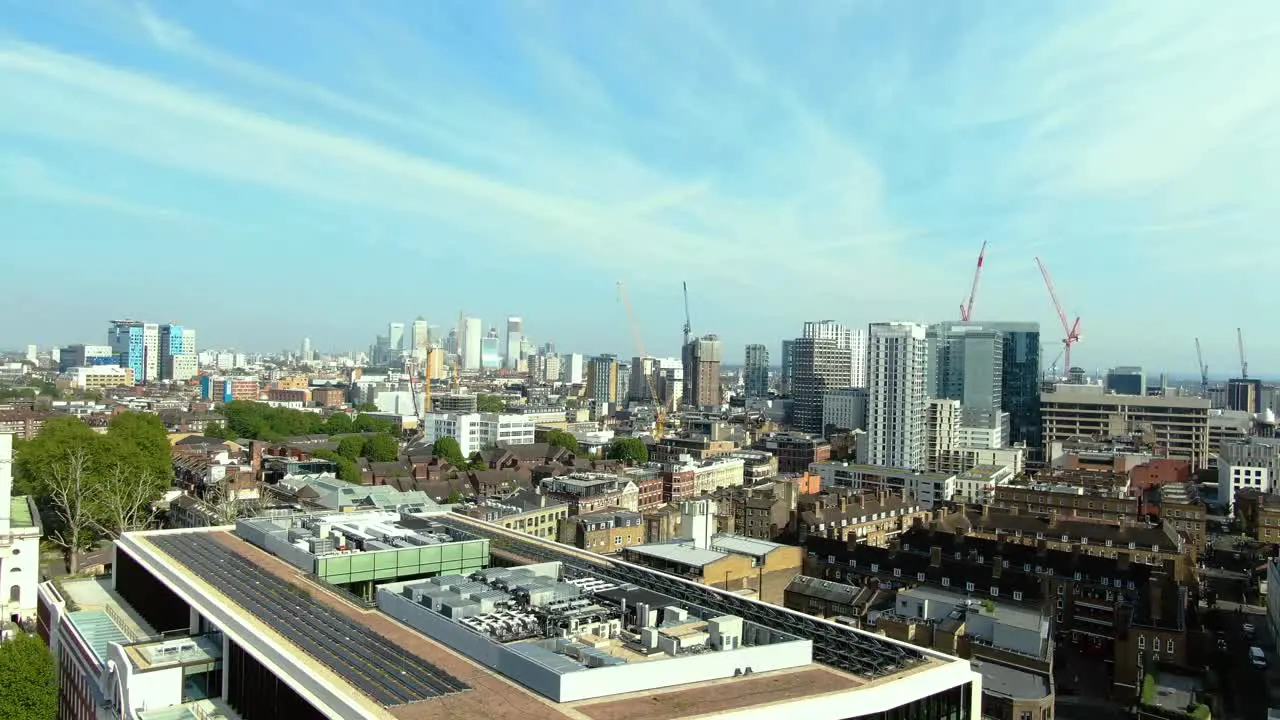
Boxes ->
[150,534,469,707]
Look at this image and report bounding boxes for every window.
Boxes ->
[1167,639,1174,653]
[917,572,926,581]
[1138,635,1145,649]
[966,582,975,592]
[942,577,951,587]
[894,568,902,578]
[1013,591,1023,601]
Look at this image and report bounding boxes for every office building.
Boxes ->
[791,338,853,434]
[1,433,41,618]
[300,337,312,362]
[981,322,1041,451]
[822,388,868,434]
[1041,384,1211,469]
[481,328,502,370]
[108,319,159,383]
[682,334,723,408]
[629,356,658,401]
[200,376,260,403]
[1105,366,1146,396]
[388,322,405,353]
[586,355,619,408]
[58,344,116,373]
[159,323,198,381]
[867,322,930,471]
[411,317,430,361]
[1227,377,1263,413]
[462,317,483,371]
[1219,437,1280,513]
[780,339,795,395]
[422,412,536,457]
[39,513,982,720]
[925,323,1003,431]
[744,344,770,398]
[803,320,867,388]
[505,317,523,370]
[563,353,584,384]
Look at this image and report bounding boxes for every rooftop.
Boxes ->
[970,660,1051,700]
[9,495,37,528]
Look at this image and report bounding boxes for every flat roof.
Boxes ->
[9,496,36,528]
[625,541,726,568]
[970,660,1050,700]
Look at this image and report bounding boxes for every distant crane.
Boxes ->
[618,281,666,438]
[1195,338,1209,396]
[1035,257,1081,380]
[1237,328,1248,379]
[681,281,693,349]
[959,241,987,321]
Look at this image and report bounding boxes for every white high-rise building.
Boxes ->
[803,320,867,388]
[505,317,523,370]
[411,318,430,361]
[564,353,585,384]
[462,317,483,371]
[388,322,406,353]
[301,337,312,362]
[867,322,930,471]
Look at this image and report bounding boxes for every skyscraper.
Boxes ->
[983,322,1042,451]
[779,340,795,395]
[867,322,930,470]
[462,317,483,371]
[388,322,405,353]
[682,335,723,408]
[505,317,523,370]
[108,320,159,384]
[791,338,852,433]
[1105,366,1146,396]
[481,327,502,370]
[300,337,312,362]
[743,344,770,398]
[802,320,867,387]
[564,353,585,384]
[411,318,430,361]
[925,323,1004,431]
[159,324,198,381]
[630,356,658,401]
[587,354,619,407]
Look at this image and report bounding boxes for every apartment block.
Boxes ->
[422,411,536,457]
[812,461,956,509]
[1219,437,1280,513]
[753,431,833,474]
[867,322,930,471]
[795,488,930,547]
[558,508,645,554]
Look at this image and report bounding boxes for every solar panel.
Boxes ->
[150,534,469,707]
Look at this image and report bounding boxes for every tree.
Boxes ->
[0,632,58,720]
[322,413,354,435]
[362,434,400,462]
[107,412,175,484]
[356,402,379,412]
[94,463,162,537]
[44,446,98,574]
[336,435,366,461]
[606,438,649,464]
[432,436,467,467]
[545,430,580,454]
[445,490,466,504]
[352,414,395,434]
[202,422,230,440]
[310,449,361,483]
[476,395,506,413]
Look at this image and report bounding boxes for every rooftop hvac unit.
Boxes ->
[663,607,689,625]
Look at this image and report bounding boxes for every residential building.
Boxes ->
[452,488,568,541]
[744,343,770,398]
[1040,384,1211,469]
[505,316,522,370]
[1113,573,1189,694]
[803,320,867,388]
[108,319,159,383]
[622,528,805,604]
[867,322,930,471]
[925,399,962,472]
[311,386,347,408]
[822,387,868,435]
[1227,377,1263,413]
[1233,489,1280,544]
[541,473,639,514]
[1106,366,1146,396]
[1151,482,1208,551]
[558,508,645,554]
[563,353,584,384]
[422,411,536,457]
[682,334,722,408]
[783,575,895,625]
[795,488,930,547]
[462,316,483,370]
[754,431,833,474]
[629,355,659,401]
[199,376,260,403]
[663,456,746,499]
[925,323,1004,430]
[586,354,619,408]
[1268,557,1280,650]
[811,461,956,509]
[952,464,1017,504]
[1,433,41,617]
[1219,437,1280,513]
[411,317,430,361]
[791,337,853,433]
[58,343,116,372]
[159,323,198,381]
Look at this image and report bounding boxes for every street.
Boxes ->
[1205,608,1277,720]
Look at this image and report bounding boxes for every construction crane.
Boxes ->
[1035,257,1081,380]
[1237,328,1248,379]
[618,281,666,438]
[1195,338,1209,396]
[681,281,692,349]
[959,241,987,321]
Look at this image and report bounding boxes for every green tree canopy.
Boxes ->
[215,402,394,441]
[107,412,175,483]
[432,436,466,467]
[356,402,379,412]
[0,633,57,720]
[606,438,649,464]
[476,395,506,413]
[322,413,354,435]
[352,414,395,434]
[335,435,366,461]
[361,434,400,462]
[310,449,361,483]
[202,422,231,440]
[545,429,580,455]
[445,490,466,504]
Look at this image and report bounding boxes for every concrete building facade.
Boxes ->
[867,322,930,471]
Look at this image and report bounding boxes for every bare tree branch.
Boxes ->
[46,447,95,574]
[94,461,162,537]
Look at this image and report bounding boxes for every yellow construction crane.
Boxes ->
[617,281,666,438]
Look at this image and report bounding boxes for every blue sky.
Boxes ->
[1,1,1277,373]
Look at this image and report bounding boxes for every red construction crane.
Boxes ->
[959,241,987,321]
[1035,257,1080,379]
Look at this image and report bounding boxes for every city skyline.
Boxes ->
[2,2,1279,371]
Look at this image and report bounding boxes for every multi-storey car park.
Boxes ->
[39,508,982,720]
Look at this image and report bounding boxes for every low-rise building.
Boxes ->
[783,575,893,625]
[795,488,929,547]
[200,375,261,403]
[1114,573,1190,695]
[1219,437,1280,514]
[311,386,347,408]
[621,532,804,604]
[952,464,1016,504]
[1233,488,1280,545]
[422,411,537,457]
[58,365,136,390]
[541,473,639,514]
[558,508,644,554]
[663,455,745,500]
[452,488,569,541]
[811,461,956,509]
[754,431,832,473]
[1,432,41,618]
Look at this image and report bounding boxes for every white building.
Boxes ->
[563,353,585,384]
[505,317,523,370]
[423,412,536,456]
[822,388,868,433]
[1219,437,1280,513]
[463,317,483,371]
[60,365,136,390]
[0,433,41,618]
[803,320,867,388]
[411,317,430,361]
[952,464,1017,504]
[812,460,957,509]
[867,322,930,471]
[388,321,406,353]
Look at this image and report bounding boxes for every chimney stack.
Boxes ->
[839,493,848,513]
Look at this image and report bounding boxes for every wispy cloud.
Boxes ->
[0,154,188,221]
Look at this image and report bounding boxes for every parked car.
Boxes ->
[1249,646,1267,668]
